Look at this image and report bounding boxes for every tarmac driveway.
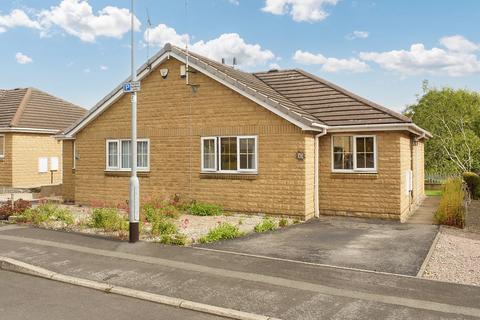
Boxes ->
[197,216,439,276]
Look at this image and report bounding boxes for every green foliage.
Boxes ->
[254,217,277,233]
[0,199,31,220]
[151,218,177,237]
[279,218,289,228]
[141,199,180,222]
[462,172,480,199]
[184,202,222,216]
[425,190,442,197]
[199,223,243,243]
[89,208,128,232]
[405,86,480,173]
[160,233,187,245]
[435,178,466,228]
[19,204,74,226]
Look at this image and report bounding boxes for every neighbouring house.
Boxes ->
[0,88,86,189]
[59,44,431,222]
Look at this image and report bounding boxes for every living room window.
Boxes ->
[201,136,257,173]
[332,135,376,172]
[106,139,149,171]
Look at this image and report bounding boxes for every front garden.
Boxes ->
[0,196,297,245]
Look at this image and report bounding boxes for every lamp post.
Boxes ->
[129,0,140,243]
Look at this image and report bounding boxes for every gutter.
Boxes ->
[314,128,328,218]
[0,127,59,134]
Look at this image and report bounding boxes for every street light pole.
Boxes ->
[129,0,140,243]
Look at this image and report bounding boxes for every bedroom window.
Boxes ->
[332,135,376,172]
[201,136,257,173]
[106,139,149,171]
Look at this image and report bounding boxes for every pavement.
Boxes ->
[0,224,479,319]
[0,270,224,320]
[198,216,439,275]
[408,196,440,225]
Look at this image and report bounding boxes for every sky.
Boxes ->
[1,0,479,112]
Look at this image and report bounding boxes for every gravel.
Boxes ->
[422,227,480,286]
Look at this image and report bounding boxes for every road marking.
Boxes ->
[0,234,479,318]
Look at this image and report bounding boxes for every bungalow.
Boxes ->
[59,44,430,222]
[0,88,85,189]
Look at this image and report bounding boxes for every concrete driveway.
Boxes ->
[197,216,439,276]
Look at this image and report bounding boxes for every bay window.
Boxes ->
[106,139,149,171]
[332,135,376,172]
[201,136,257,173]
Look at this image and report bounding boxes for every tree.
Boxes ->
[404,83,480,174]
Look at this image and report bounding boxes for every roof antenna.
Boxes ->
[145,8,152,69]
[232,57,237,69]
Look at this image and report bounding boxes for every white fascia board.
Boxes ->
[0,127,59,134]
[326,123,432,138]
[168,51,320,132]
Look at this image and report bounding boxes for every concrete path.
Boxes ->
[407,196,440,225]
[0,225,479,319]
[199,216,438,275]
[0,270,224,320]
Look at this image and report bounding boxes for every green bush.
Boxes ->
[185,202,222,216]
[462,172,480,199]
[0,199,31,220]
[19,204,74,226]
[89,208,128,232]
[279,218,289,228]
[142,201,179,222]
[254,217,277,233]
[435,178,466,228]
[151,218,177,237]
[199,223,243,243]
[160,233,187,245]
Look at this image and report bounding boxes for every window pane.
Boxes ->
[355,137,375,169]
[356,137,365,153]
[137,141,148,168]
[365,137,374,152]
[366,153,375,168]
[202,138,216,170]
[108,141,118,167]
[121,140,131,169]
[357,153,366,169]
[333,136,353,170]
[220,137,237,170]
[239,138,255,170]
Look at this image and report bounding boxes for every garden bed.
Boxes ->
[6,199,298,245]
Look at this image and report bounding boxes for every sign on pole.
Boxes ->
[123,81,141,93]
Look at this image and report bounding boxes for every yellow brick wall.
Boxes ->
[304,135,315,219]
[11,133,63,188]
[62,140,75,201]
[413,140,425,202]
[318,131,403,220]
[72,58,309,217]
[0,134,12,186]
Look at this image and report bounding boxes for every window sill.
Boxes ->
[330,172,378,179]
[200,172,258,180]
[105,170,150,177]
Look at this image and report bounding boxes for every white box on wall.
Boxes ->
[50,157,59,171]
[38,157,48,173]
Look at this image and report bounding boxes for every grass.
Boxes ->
[426,189,442,196]
[435,178,466,228]
[199,223,243,243]
[18,204,74,226]
[150,217,177,237]
[89,208,128,232]
[184,202,222,216]
[254,217,277,233]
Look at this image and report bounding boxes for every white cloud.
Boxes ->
[100,65,108,71]
[145,25,275,68]
[0,9,41,32]
[38,0,140,42]
[262,0,339,22]
[15,52,33,64]
[346,30,369,40]
[228,0,240,5]
[359,36,480,76]
[83,68,91,73]
[293,50,369,73]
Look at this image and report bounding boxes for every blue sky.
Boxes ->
[1,0,479,112]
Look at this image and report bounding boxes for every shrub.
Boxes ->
[279,218,289,228]
[184,202,222,216]
[0,199,31,220]
[19,204,74,226]
[89,208,128,232]
[151,217,177,237]
[462,172,480,199]
[160,233,187,245]
[435,178,466,228]
[254,217,277,233]
[142,200,180,222]
[199,223,243,243]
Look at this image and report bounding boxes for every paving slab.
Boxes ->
[199,215,438,275]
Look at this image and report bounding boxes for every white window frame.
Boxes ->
[0,134,4,159]
[200,135,258,174]
[105,138,150,172]
[72,141,76,169]
[201,137,217,172]
[331,135,377,173]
